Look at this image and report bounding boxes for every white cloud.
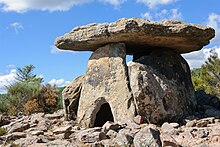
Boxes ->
[207,13,220,44]
[48,79,70,87]
[10,22,23,34]
[0,69,17,94]
[137,0,176,9]
[0,0,125,13]
[141,9,182,21]
[182,46,220,69]
[141,12,152,20]
[50,46,78,54]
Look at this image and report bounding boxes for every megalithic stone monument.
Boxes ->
[55,18,215,128]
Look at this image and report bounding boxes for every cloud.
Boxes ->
[141,9,182,21]
[10,22,23,34]
[0,69,17,94]
[48,79,70,87]
[207,13,220,44]
[182,46,220,69]
[137,0,176,9]
[0,0,126,13]
[50,46,78,54]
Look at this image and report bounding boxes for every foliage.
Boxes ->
[24,99,43,115]
[16,64,43,83]
[38,84,59,114]
[6,81,42,115]
[0,65,62,115]
[0,94,9,114]
[191,51,220,98]
[0,127,7,136]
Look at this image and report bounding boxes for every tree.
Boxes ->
[16,64,43,83]
[192,50,220,98]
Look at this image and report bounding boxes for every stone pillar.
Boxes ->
[129,50,197,124]
[77,43,136,128]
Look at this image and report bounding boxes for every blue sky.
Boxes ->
[0,0,220,93]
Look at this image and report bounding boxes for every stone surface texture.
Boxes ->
[128,50,196,124]
[77,43,136,128]
[55,18,215,54]
[62,76,85,120]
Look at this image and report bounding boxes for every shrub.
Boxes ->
[0,127,7,136]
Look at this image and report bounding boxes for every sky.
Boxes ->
[0,0,220,94]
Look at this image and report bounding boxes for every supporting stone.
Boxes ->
[128,50,196,124]
[62,76,84,120]
[77,43,136,128]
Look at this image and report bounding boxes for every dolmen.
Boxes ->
[55,18,215,128]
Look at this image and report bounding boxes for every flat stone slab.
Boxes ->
[55,18,215,54]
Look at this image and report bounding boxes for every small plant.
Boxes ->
[0,127,7,136]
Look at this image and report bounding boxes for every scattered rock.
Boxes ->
[106,130,118,139]
[53,125,72,134]
[161,122,178,135]
[7,122,30,133]
[102,121,121,133]
[133,126,162,147]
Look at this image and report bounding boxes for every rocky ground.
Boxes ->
[0,90,220,147]
[0,111,220,147]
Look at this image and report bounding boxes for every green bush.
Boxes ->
[0,127,7,136]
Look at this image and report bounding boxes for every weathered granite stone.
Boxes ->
[55,18,215,54]
[128,50,196,124]
[62,76,84,120]
[77,43,136,128]
[133,126,162,147]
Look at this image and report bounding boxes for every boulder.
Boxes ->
[77,43,136,128]
[128,50,196,124]
[133,125,162,147]
[55,18,215,54]
[62,76,85,120]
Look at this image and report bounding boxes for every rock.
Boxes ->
[45,139,73,147]
[170,123,180,128]
[30,130,44,136]
[133,126,162,147]
[45,113,63,120]
[55,18,215,54]
[53,125,72,134]
[37,119,51,131]
[76,127,104,143]
[113,129,133,146]
[106,130,118,139]
[186,120,196,127]
[79,131,107,143]
[196,117,215,128]
[29,113,45,124]
[77,43,136,128]
[62,76,85,120]
[195,90,220,109]
[128,50,196,124]
[102,121,121,133]
[161,135,181,147]
[0,114,10,127]
[161,122,178,135]
[133,115,143,125]
[205,108,220,118]
[7,122,30,133]
[13,136,42,146]
[3,132,26,141]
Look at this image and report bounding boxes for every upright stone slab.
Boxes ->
[128,50,196,124]
[77,43,136,128]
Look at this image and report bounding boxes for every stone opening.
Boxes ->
[94,103,114,127]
